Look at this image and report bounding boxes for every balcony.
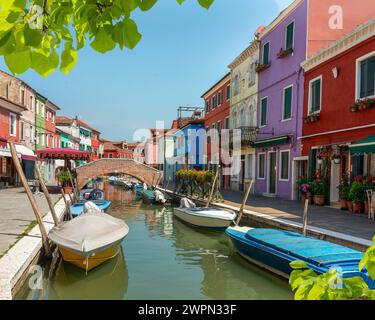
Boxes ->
[228,126,258,149]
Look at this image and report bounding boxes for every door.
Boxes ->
[269,152,277,194]
[240,156,245,191]
[330,161,340,203]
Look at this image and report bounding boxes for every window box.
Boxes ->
[350,98,375,112]
[255,62,270,73]
[303,113,320,124]
[277,48,293,59]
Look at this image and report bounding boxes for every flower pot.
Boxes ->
[314,195,325,206]
[352,203,362,214]
[340,199,348,211]
[347,201,353,212]
[63,186,73,194]
[333,158,341,164]
[317,159,323,165]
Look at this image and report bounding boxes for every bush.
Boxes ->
[349,181,365,204]
[311,180,325,196]
[337,175,350,200]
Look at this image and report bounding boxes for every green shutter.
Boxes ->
[311,79,321,112]
[261,98,267,126]
[286,23,294,50]
[360,57,375,98]
[283,86,292,119]
[281,152,289,180]
[263,43,269,65]
[308,149,317,180]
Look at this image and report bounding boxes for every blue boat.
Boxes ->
[225,227,375,289]
[108,176,117,185]
[70,201,112,218]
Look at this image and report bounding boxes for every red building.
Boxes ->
[201,73,231,189]
[0,96,27,186]
[301,19,375,204]
[91,130,101,161]
[103,140,134,159]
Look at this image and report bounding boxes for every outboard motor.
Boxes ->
[83,201,102,214]
[87,189,99,200]
[180,197,196,209]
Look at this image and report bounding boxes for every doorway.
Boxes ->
[268,152,277,194]
[239,155,245,192]
[330,161,340,203]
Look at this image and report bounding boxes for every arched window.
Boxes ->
[233,74,239,96]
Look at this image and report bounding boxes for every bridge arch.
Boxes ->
[75,159,163,190]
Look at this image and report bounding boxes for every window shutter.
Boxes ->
[284,87,292,119]
[286,23,294,50]
[309,149,317,179]
[263,44,269,65]
[261,99,267,126]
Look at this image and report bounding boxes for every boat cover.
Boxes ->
[180,198,196,208]
[49,213,129,255]
[245,229,363,266]
[83,201,101,214]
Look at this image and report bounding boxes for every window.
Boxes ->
[260,97,268,127]
[285,21,294,51]
[233,75,239,96]
[308,76,322,114]
[30,126,33,143]
[30,96,34,112]
[20,121,25,141]
[20,89,25,105]
[224,117,230,130]
[258,153,266,179]
[36,130,39,144]
[282,85,293,120]
[218,91,222,106]
[248,62,256,86]
[357,53,375,99]
[205,100,210,113]
[262,42,270,65]
[226,85,231,101]
[279,150,290,181]
[9,113,16,136]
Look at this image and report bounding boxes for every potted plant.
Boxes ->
[350,103,358,113]
[311,180,325,206]
[58,170,73,194]
[331,148,341,164]
[362,176,375,215]
[348,181,364,213]
[337,175,350,210]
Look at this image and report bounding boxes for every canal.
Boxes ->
[16,182,293,300]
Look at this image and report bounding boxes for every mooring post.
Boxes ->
[303,199,309,236]
[67,168,78,201]
[61,189,73,220]
[236,179,254,225]
[9,142,52,257]
[206,166,220,208]
[35,164,59,226]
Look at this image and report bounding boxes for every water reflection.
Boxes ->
[17,182,292,300]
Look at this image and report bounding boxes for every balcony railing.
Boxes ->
[228,126,258,148]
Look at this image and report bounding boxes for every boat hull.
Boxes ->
[58,242,122,271]
[70,201,111,218]
[225,227,375,289]
[173,208,235,230]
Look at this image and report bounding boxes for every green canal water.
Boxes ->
[16,184,293,300]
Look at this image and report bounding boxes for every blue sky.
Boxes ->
[1,0,293,141]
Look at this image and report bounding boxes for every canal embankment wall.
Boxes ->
[161,188,372,252]
[0,195,69,300]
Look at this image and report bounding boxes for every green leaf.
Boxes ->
[4,49,31,75]
[197,0,215,9]
[90,27,116,54]
[60,42,77,75]
[123,18,142,49]
[24,24,43,47]
[290,260,308,270]
[31,49,59,77]
[307,284,326,300]
[137,0,158,11]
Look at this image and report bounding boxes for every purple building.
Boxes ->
[254,1,308,200]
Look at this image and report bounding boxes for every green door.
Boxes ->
[269,152,276,194]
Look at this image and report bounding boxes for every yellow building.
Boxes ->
[228,38,259,192]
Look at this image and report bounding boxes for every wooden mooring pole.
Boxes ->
[35,164,59,226]
[61,189,73,221]
[9,142,52,257]
[67,168,78,200]
[236,179,254,225]
[303,199,309,236]
[206,166,220,208]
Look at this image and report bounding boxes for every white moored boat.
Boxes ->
[173,198,237,230]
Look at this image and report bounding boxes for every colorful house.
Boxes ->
[202,73,231,190]
[228,37,260,192]
[255,0,375,200]
[301,18,375,203]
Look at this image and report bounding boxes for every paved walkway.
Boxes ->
[219,189,375,241]
[0,188,60,256]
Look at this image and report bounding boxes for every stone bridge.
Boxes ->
[75,159,163,190]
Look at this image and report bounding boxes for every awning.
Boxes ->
[254,135,291,148]
[349,135,375,155]
[15,144,37,161]
[36,148,91,160]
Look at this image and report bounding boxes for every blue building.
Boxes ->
[171,119,205,177]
